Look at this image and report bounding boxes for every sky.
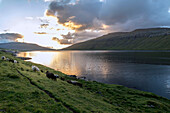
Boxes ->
[0,0,170,49]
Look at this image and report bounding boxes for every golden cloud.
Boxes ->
[34,32,48,35]
[52,37,73,45]
[63,21,84,30]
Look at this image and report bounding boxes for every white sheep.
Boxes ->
[32,66,40,72]
[1,56,6,60]
[14,60,18,63]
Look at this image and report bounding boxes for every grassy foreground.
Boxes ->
[0,51,170,113]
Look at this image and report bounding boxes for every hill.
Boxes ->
[64,28,170,50]
[0,42,55,51]
[0,51,170,112]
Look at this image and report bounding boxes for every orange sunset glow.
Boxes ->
[14,11,79,49]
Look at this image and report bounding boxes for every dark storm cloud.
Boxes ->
[0,33,23,42]
[46,0,71,16]
[47,0,170,31]
[47,0,170,43]
[100,0,170,31]
[46,0,103,30]
[46,0,67,16]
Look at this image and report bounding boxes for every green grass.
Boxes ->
[64,28,170,50]
[0,51,170,113]
[65,35,170,50]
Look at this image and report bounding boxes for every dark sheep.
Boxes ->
[46,71,57,81]
[8,59,19,63]
[67,80,72,84]
[41,70,43,73]
[67,80,83,87]
[76,82,83,87]
[9,59,14,63]
[60,77,65,81]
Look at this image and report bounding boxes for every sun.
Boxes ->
[15,11,80,49]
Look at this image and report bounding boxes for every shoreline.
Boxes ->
[0,50,170,112]
[16,50,170,99]
[2,50,170,98]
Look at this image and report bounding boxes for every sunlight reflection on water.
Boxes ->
[17,51,170,99]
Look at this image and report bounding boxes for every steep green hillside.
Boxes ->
[0,42,55,51]
[0,51,170,113]
[65,28,170,50]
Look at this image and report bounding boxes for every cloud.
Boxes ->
[40,24,49,28]
[44,0,55,2]
[58,30,105,43]
[72,30,105,43]
[46,0,170,31]
[34,32,48,34]
[52,37,73,44]
[46,0,103,30]
[61,32,75,39]
[46,0,170,44]
[100,0,170,31]
[0,33,23,42]
[25,17,34,20]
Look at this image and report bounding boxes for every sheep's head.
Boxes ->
[46,71,49,74]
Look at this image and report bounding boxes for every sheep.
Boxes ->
[14,60,18,63]
[1,56,6,60]
[9,59,14,63]
[76,82,83,87]
[32,66,40,72]
[8,59,19,63]
[60,77,65,81]
[54,74,59,78]
[6,58,9,61]
[67,80,83,87]
[46,71,57,81]
[1,56,19,64]
[41,70,44,73]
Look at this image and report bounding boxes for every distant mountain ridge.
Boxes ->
[0,42,56,51]
[64,28,170,50]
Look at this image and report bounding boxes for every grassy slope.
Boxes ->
[65,28,170,50]
[0,51,170,113]
[0,42,55,51]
